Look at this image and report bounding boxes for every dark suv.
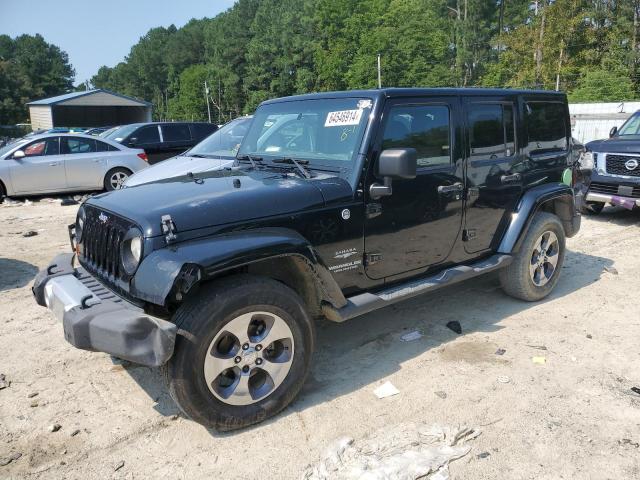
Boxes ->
[104,122,218,164]
[581,110,640,214]
[33,88,582,431]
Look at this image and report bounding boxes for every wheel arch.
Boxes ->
[132,227,347,316]
[498,183,580,254]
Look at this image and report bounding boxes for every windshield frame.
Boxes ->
[237,97,375,174]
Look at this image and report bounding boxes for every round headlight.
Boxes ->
[76,206,86,243]
[121,228,143,276]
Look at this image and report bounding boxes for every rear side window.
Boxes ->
[162,124,191,142]
[134,126,160,144]
[468,103,515,159]
[526,102,567,153]
[96,140,118,152]
[61,137,96,154]
[382,105,451,168]
[190,123,217,140]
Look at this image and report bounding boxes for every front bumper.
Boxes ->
[584,170,640,208]
[32,253,177,367]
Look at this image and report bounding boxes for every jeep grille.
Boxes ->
[78,206,135,294]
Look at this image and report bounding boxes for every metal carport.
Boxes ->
[27,89,153,130]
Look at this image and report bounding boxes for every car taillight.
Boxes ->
[137,152,148,162]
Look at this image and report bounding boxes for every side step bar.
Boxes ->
[322,254,512,323]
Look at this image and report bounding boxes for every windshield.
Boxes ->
[617,112,640,136]
[99,126,119,137]
[103,124,139,143]
[238,97,372,167]
[188,117,252,158]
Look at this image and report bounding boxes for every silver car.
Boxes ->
[0,133,149,198]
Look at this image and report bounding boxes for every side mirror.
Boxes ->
[128,137,138,147]
[370,148,417,199]
[12,150,25,159]
[609,126,618,138]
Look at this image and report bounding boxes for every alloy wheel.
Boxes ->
[110,171,128,190]
[203,311,294,406]
[529,230,560,287]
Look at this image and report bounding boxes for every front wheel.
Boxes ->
[164,275,315,431]
[500,212,566,301]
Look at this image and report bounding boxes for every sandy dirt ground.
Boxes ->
[1,198,639,479]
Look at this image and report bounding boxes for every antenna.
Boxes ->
[377,53,382,89]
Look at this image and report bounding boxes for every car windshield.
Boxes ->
[103,124,139,143]
[238,97,372,168]
[617,112,640,136]
[99,126,119,138]
[188,117,252,158]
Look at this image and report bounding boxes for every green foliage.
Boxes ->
[0,34,75,125]
[86,0,640,120]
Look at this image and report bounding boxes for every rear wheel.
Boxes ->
[500,212,566,301]
[581,201,604,215]
[0,181,5,203]
[164,275,315,431]
[104,167,132,191]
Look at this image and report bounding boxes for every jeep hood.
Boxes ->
[586,135,640,153]
[124,154,235,187]
[86,168,351,237]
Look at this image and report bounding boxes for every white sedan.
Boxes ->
[0,133,149,199]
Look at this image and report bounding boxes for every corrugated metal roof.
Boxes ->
[27,89,152,106]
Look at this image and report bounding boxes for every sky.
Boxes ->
[0,0,236,84]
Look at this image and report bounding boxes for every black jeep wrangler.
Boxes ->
[33,88,582,430]
[580,110,640,214]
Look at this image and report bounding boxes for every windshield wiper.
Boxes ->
[236,154,264,169]
[272,157,312,179]
[189,153,214,158]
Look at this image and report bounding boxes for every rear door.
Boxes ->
[463,97,522,254]
[61,137,105,189]
[9,137,67,193]
[364,97,464,280]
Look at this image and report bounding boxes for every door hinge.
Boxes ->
[365,203,383,219]
[463,229,477,241]
[161,214,178,243]
[364,252,383,266]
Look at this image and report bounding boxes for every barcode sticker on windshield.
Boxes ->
[325,109,363,127]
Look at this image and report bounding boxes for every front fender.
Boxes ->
[498,182,580,254]
[131,227,335,307]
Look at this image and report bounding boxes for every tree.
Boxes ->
[569,68,636,101]
[0,34,74,125]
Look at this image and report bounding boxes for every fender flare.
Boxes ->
[131,227,347,309]
[498,182,580,254]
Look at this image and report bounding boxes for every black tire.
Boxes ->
[581,201,604,215]
[499,212,566,302]
[104,167,132,191]
[0,181,5,203]
[164,275,315,431]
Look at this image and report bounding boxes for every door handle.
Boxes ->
[49,162,60,166]
[437,182,464,194]
[500,173,521,183]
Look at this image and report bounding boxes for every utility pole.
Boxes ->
[377,53,382,89]
[204,80,212,123]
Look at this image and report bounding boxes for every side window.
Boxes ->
[96,140,118,152]
[162,124,191,142]
[526,102,567,153]
[134,126,160,144]
[468,104,515,159]
[382,105,451,168]
[190,123,217,140]
[22,138,59,157]
[61,137,96,155]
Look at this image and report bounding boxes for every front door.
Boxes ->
[463,97,523,254]
[364,98,464,280]
[10,137,67,193]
